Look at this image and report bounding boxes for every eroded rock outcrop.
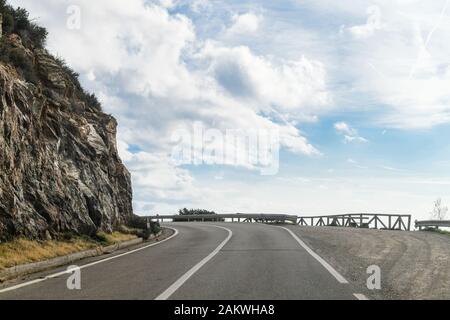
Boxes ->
[0,33,133,241]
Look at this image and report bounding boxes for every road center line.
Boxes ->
[0,228,179,294]
[155,225,233,300]
[279,226,349,284]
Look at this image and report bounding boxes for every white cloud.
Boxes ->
[334,122,368,143]
[228,12,263,35]
[157,0,177,9]
[9,0,331,212]
[346,5,384,39]
[118,140,203,212]
[12,0,325,150]
[199,43,331,117]
[335,1,450,128]
[298,0,450,128]
[9,0,196,99]
[14,0,447,216]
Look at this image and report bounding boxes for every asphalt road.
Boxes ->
[0,223,364,300]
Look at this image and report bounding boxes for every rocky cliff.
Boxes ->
[0,31,133,241]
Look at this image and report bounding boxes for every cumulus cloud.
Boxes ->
[199,43,331,116]
[301,0,450,128]
[334,122,368,144]
[118,140,202,214]
[9,0,330,211]
[334,1,450,128]
[7,0,449,217]
[8,0,196,99]
[227,12,263,35]
[156,0,177,9]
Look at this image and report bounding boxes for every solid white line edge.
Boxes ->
[279,226,349,284]
[0,227,180,294]
[155,225,233,300]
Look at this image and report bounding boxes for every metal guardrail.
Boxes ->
[149,214,297,224]
[297,214,412,231]
[148,213,412,231]
[415,220,450,230]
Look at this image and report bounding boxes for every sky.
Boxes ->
[10,0,450,220]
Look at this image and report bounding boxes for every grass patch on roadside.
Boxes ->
[0,231,137,271]
[434,229,450,236]
[423,228,450,237]
[95,231,137,245]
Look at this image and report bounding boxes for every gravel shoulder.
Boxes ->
[288,226,450,300]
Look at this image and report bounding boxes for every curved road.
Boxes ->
[0,223,364,300]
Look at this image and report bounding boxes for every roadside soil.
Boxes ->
[292,226,450,300]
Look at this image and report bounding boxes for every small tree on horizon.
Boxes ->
[178,208,217,216]
[431,198,448,220]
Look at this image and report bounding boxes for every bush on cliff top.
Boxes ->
[0,0,47,48]
[0,0,102,111]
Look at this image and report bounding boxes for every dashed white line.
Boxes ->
[279,226,349,284]
[0,228,179,294]
[354,293,369,300]
[155,225,233,300]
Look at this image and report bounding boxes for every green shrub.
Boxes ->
[2,12,14,34]
[0,42,39,84]
[151,222,161,234]
[83,91,102,111]
[127,215,161,238]
[54,56,81,88]
[9,48,29,69]
[0,3,48,48]
[93,231,109,245]
[127,215,147,230]
[53,56,103,111]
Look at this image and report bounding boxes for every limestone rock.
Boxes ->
[0,38,133,241]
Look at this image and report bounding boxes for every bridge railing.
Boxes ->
[148,213,297,223]
[415,220,450,230]
[147,213,412,231]
[296,214,412,231]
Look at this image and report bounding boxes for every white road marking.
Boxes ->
[279,227,349,284]
[354,293,369,300]
[155,225,233,300]
[0,228,179,294]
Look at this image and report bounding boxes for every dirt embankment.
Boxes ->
[293,226,450,300]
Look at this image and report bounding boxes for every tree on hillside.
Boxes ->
[431,198,448,220]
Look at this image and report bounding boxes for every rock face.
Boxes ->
[0,34,133,241]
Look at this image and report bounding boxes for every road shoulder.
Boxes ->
[0,228,175,289]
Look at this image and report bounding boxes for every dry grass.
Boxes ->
[0,232,137,271]
[0,238,97,270]
[96,231,137,244]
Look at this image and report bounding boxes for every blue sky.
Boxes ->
[11,0,450,220]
